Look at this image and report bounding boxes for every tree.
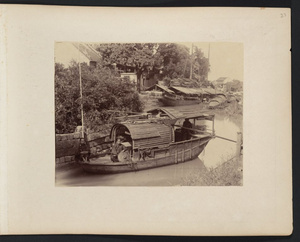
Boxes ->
[55,62,81,133]
[95,43,210,89]
[192,46,210,83]
[155,43,190,79]
[55,62,144,134]
[155,43,210,82]
[96,43,160,92]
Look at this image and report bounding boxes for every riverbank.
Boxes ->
[181,155,243,186]
[210,100,243,128]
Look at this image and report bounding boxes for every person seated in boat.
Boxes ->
[110,136,125,162]
[182,118,193,140]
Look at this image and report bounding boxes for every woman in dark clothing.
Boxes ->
[182,119,192,140]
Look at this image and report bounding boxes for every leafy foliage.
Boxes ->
[96,43,160,91]
[156,43,191,78]
[55,62,144,134]
[55,42,211,134]
[95,43,210,89]
[193,46,210,82]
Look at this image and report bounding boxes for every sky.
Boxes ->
[181,42,244,81]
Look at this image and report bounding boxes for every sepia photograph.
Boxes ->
[0,5,292,235]
[54,42,243,186]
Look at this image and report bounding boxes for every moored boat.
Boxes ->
[160,92,202,106]
[79,110,215,174]
[160,86,203,106]
[159,85,225,107]
[208,94,227,109]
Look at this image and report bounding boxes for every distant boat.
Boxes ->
[159,85,225,106]
[79,108,215,174]
[208,94,228,109]
[160,86,203,106]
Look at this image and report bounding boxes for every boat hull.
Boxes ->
[80,136,211,174]
[160,96,201,106]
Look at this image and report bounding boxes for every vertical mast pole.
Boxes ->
[190,43,193,79]
[78,43,84,138]
[207,43,210,81]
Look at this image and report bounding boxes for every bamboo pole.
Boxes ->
[207,43,210,81]
[212,118,215,136]
[236,132,242,158]
[78,43,84,139]
[190,43,193,79]
[215,135,236,143]
[198,64,201,83]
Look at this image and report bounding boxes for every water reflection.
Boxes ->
[56,158,207,186]
[200,114,241,168]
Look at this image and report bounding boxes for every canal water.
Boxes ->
[56,104,242,186]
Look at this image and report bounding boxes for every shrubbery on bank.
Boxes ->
[55,62,144,134]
